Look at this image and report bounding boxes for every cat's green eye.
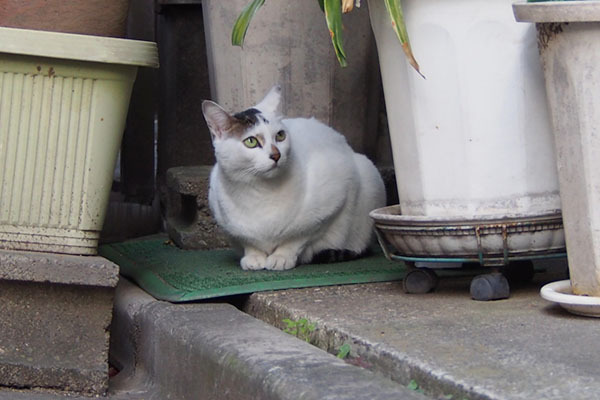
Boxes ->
[243,136,259,148]
[276,130,286,142]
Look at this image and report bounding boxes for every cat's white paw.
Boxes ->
[240,254,267,270]
[265,254,297,271]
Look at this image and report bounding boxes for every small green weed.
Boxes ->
[282,318,316,343]
[407,379,425,394]
[336,343,351,359]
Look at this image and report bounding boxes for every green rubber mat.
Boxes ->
[99,238,407,302]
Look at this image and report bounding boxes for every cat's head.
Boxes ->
[202,85,291,181]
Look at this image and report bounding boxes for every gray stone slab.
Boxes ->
[109,279,426,400]
[244,263,600,400]
[0,280,114,395]
[166,165,213,195]
[165,165,229,249]
[0,388,91,399]
[0,249,119,287]
[0,252,119,396]
[0,386,148,400]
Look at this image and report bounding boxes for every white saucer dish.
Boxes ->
[540,280,600,318]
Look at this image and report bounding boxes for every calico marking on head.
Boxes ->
[201,84,282,142]
[234,108,269,126]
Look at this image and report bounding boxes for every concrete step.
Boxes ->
[5,258,592,400]
[108,279,426,400]
[3,278,425,399]
[243,262,600,400]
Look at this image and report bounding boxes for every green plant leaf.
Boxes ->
[382,0,423,77]
[232,0,266,47]
[281,317,317,342]
[323,0,348,67]
[407,379,424,393]
[232,0,420,72]
[336,343,351,359]
[282,318,295,334]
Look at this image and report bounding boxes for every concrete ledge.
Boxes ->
[0,250,119,396]
[109,279,425,400]
[243,271,600,400]
[0,280,114,395]
[0,249,119,287]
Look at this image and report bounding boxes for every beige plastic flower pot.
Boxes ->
[0,27,158,255]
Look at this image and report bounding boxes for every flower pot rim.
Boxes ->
[0,26,158,68]
[370,205,562,225]
[513,0,600,23]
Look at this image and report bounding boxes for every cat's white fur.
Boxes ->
[202,85,386,270]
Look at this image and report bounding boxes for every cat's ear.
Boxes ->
[255,85,282,114]
[202,100,235,142]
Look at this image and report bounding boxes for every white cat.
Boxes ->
[202,85,386,271]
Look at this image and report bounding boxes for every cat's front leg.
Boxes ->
[240,247,268,270]
[265,241,305,271]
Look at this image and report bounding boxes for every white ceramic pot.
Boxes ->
[368,0,560,218]
[0,27,158,255]
[514,1,600,297]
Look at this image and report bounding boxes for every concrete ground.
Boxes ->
[3,257,599,400]
[244,260,596,400]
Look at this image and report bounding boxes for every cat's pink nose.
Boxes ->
[270,145,281,163]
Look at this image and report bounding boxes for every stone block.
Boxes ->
[165,165,229,249]
[0,250,119,396]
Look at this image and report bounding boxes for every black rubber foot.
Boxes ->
[403,268,439,294]
[503,260,535,284]
[470,272,510,301]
